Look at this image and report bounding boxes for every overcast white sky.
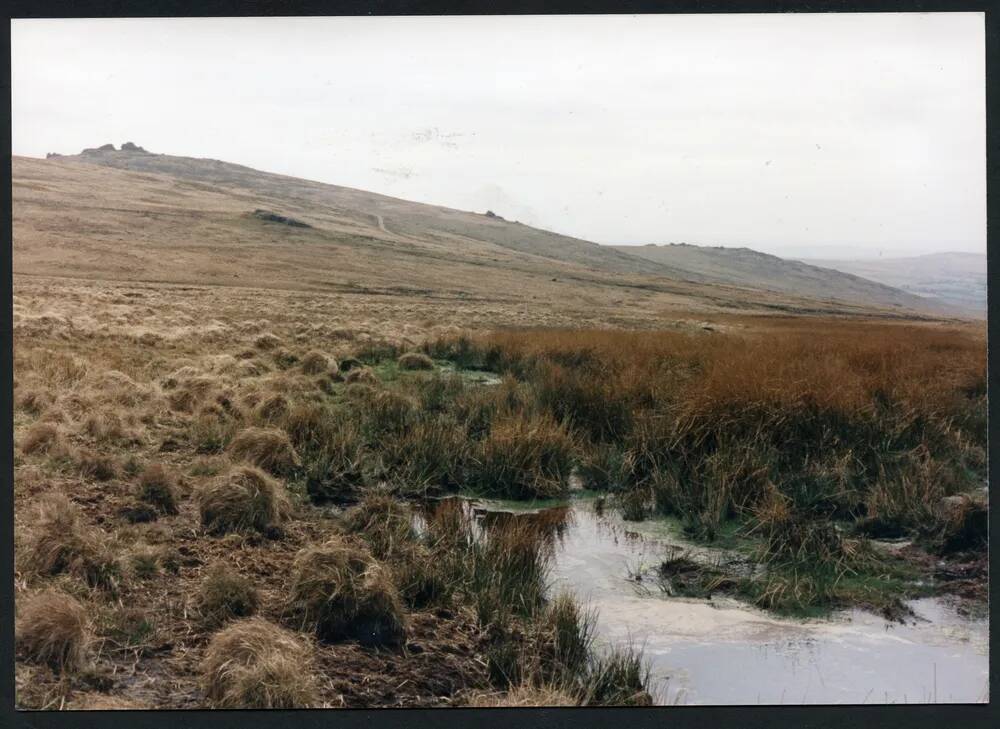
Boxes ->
[11,13,986,259]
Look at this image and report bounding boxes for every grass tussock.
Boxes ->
[397,352,434,370]
[136,462,179,515]
[74,448,119,481]
[253,333,283,351]
[197,466,292,535]
[20,422,62,454]
[227,426,301,475]
[201,617,318,708]
[287,536,407,647]
[21,494,121,590]
[342,491,416,559]
[582,645,653,706]
[196,563,260,627]
[253,393,290,424]
[360,390,418,436]
[302,420,368,504]
[16,589,91,672]
[926,495,988,555]
[300,350,333,375]
[344,367,378,385]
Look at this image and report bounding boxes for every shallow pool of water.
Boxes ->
[471,496,989,705]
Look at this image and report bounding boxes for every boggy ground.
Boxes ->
[12,275,655,710]
[12,275,987,709]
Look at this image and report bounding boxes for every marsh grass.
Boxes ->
[13,288,984,709]
[467,414,576,499]
[414,500,652,701]
[430,326,983,516]
[342,491,416,559]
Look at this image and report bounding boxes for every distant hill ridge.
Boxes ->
[612,242,954,315]
[13,143,954,319]
[42,142,691,279]
[800,252,985,318]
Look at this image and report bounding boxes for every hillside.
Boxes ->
[801,253,986,318]
[612,243,952,315]
[14,144,945,322]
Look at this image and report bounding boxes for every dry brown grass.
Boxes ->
[16,388,52,414]
[436,321,985,529]
[9,265,985,709]
[227,426,300,475]
[344,367,378,385]
[68,694,149,710]
[137,462,180,515]
[253,393,291,424]
[16,589,92,672]
[254,332,283,350]
[342,491,417,559]
[20,422,62,454]
[197,465,292,535]
[300,350,333,375]
[465,684,580,707]
[196,563,260,627]
[287,536,407,647]
[79,409,140,446]
[74,448,119,481]
[471,320,985,418]
[20,494,121,589]
[167,375,218,413]
[201,617,319,708]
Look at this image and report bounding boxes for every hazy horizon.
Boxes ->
[12,14,986,260]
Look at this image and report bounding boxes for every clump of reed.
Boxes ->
[300,350,333,375]
[467,414,575,499]
[300,420,368,504]
[20,422,63,455]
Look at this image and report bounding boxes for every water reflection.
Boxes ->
[429,495,988,705]
[417,494,988,704]
[419,496,574,555]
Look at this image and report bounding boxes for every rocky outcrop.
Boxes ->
[81,143,117,154]
[121,142,149,153]
[252,209,311,228]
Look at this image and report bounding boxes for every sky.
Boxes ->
[11,13,986,260]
